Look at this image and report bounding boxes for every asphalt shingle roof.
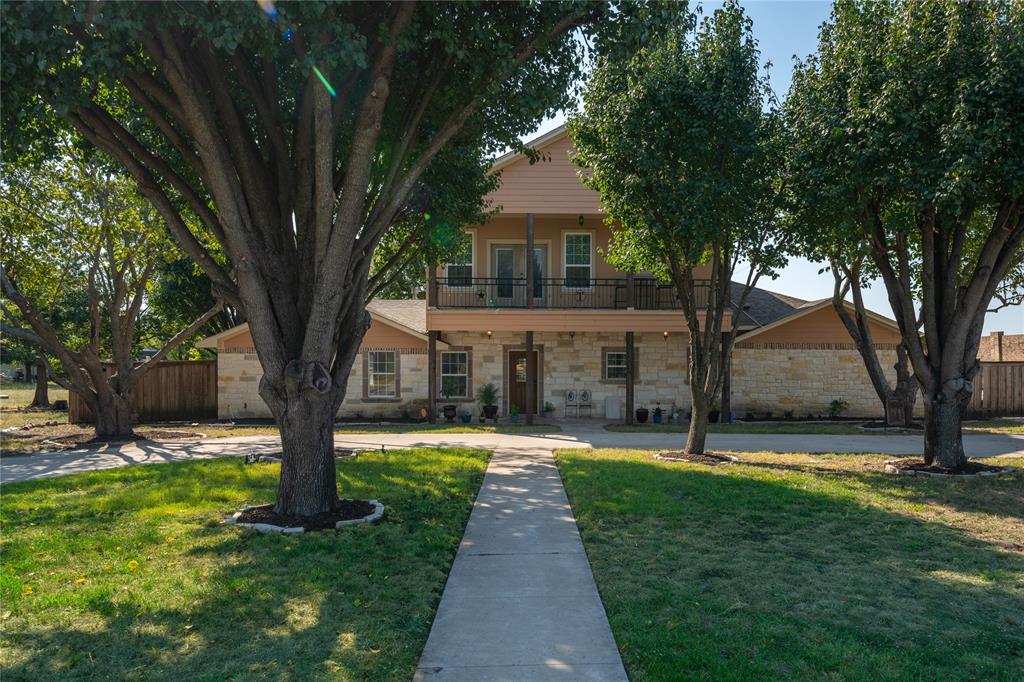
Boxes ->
[366,298,427,334]
[730,282,808,328]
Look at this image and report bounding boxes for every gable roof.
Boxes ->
[197,298,436,349]
[732,282,808,328]
[734,297,900,343]
[490,124,570,172]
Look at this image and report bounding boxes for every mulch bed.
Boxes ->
[235,499,378,531]
[884,457,1011,477]
[860,421,924,430]
[654,451,739,466]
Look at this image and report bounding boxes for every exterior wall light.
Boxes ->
[663,331,669,340]
[486,330,493,339]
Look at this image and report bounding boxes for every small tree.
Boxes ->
[571,2,788,454]
[1,147,223,438]
[786,0,1024,469]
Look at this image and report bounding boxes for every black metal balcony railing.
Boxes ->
[433,277,710,310]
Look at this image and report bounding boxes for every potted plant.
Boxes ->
[459,410,473,424]
[829,399,849,420]
[509,403,521,424]
[543,401,555,417]
[476,382,500,422]
[708,399,720,424]
[635,405,649,423]
[441,380,458,422]
[652,402,663,424]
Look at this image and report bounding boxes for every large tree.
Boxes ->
[1,146,223,438]
[786,0,1024,469]
[570,1,788,454]
[2,2,663,517]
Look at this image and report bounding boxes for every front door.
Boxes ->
[508,350,539,414]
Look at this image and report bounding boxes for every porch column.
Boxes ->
[526,331,535,425]
[625,331,635,424]
[428,331,438,423]
[626,273,635,310]
[426,266,436,307]
[526,213,535,309]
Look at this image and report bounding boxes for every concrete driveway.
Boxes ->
[2,426,1022,484]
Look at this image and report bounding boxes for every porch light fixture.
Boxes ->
[486,330,492,339]
[663,331,669,340]
[568,331,575,340]
[578,215,585,226]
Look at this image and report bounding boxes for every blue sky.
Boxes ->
[530,0,1022,334]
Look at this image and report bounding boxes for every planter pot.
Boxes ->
[510,414,520,424]
[483,405,499,420]
[635,408,649,424]
[708,409,720,423]
[459,414,472,424]
[442,405,457,422]
[653,413,662,424]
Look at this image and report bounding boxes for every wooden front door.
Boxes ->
[507,350,539,414]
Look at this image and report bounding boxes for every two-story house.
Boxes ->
[200,126,911,422]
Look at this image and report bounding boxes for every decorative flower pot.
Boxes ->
[635,408,649,424]
[708,409,720,423]
[442,405,457,422]
[459,413,472,424]
[483,405,499,420]
[653,413,662,424]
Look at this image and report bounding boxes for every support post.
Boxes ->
[427,267,438,307]
[625,331,635,424]
[526,213,535,309]
[526,331,535,425]
[626,273,635,310]
[428,331,438,423]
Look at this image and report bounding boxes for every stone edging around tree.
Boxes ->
[883,460,1015,478]
[224,499,385,534]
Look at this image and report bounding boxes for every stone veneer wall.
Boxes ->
[730,342,924,418]
[216,349,429,420]
[441,331,690,417]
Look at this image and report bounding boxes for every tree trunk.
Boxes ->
[686,387,709,455]
[272,394,339,517]
[922,390,969,470]
[92,391,135,440]
[29,355,49,408]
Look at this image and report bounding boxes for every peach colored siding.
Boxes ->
[215,319,424,353]
[427,309,725,333]
[485,134,603,215]
[742,306,902,345]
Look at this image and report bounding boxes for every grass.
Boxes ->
[964,418,1024,435]
[0,382,69,410]
[557,448,1024,681]
[0,447,490,680]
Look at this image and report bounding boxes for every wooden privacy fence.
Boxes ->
[967,362,1024,417]
[69,360,217,423]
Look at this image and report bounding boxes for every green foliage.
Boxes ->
[570,1,788,281]
[828,399,849,419]
[475,382,500,407]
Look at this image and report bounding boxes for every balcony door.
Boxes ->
[491,244,546,306]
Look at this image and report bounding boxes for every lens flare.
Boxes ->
[312,66,336,97]
[423,213,432,222]
[256,0,279,19]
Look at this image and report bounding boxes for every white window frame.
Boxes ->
[604,350,628,381]
[445,231,475,288]
[367,350,397,398]
[563,231,593,290]
[439,350,470,399]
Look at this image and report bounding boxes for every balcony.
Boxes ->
[433,277,710,311]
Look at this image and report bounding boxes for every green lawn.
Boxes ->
[0,382,69,410]
[607,422,867,435]
[964,418,1024,435]
[557,448,1024,681]
[0,448,489,680]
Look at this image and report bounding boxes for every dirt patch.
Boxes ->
[233,499,379,531]
[654,451,739,466]
[884,458,1013,477]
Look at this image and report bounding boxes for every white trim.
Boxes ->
[367,349,397,398]
[736,298,901,342]
[439,350,471,399]
[561,229,594,290]
[443,229,476,288]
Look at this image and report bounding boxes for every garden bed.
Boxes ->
[227,498,383,532]
[653,451,739,465]
[883,457,1014,477]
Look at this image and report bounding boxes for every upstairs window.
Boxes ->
[564,233,592,288]
[446,234,473,287]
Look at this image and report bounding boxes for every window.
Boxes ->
[440,351,469,398]
[446,233,473,287]
[367,351,397,398]
[564,233,592,288]
[602,347,638,383]
[605,351,628,380]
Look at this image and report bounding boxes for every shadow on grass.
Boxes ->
[0,449,488,681]
[558,453,1024,681]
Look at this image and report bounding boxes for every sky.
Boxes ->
[529,0,1023,335]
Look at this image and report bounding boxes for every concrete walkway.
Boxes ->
[414,446,627,681]
[2,427,1023,484]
